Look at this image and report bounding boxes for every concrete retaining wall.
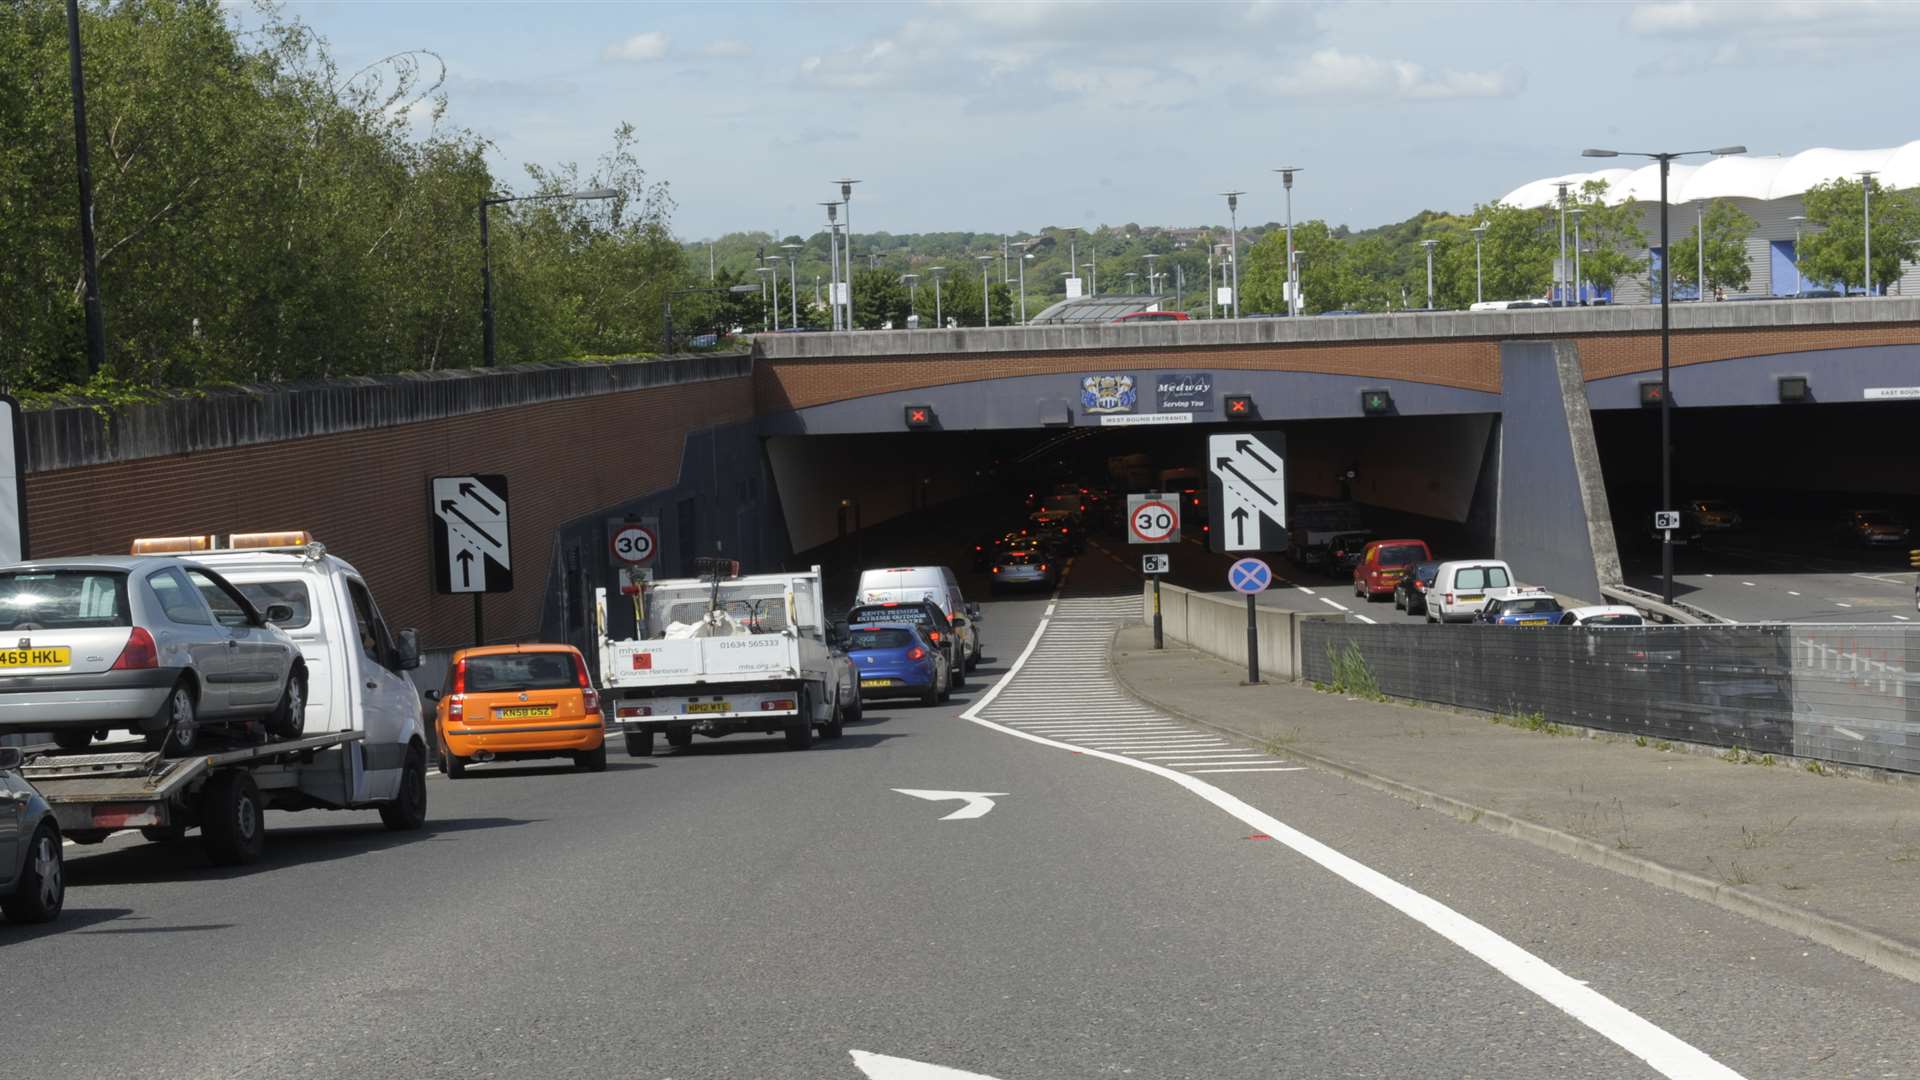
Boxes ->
[1142,582,1337,682]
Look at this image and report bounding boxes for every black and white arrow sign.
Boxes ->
[1208,433,1286,553]
[431,474,513,595]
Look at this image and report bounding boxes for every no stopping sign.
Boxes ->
[1127,495,1180,544]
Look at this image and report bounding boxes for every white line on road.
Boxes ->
[961,616,1749,1080]
[1895,615,1911,622]
[1190,767,1309,774]
[1354,614,1378,624]
[1741,581,1756,587]
[1321,599,1350,612]
[1297,587,1317,595]
[1836,602,1854,608]
[1788,591,1801,596]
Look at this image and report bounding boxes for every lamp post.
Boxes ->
[1694,204,1705,300]
[64,0,106,375]
[978,255,994,326]
[1470,221,1488,304]
[764,255,783,331]
[820,202,842,329]
[1570,207,1584,305]
[835,179,860,324]
[782,242,802,326]
[927,266,946,327]
[1019,251,1033,323]
[1273,166,1302,315]
[1087,249,1098,297]
[1583,143,1745,605]
[1144,253,1160,294]
[754,266,773,331]
[1219,191,1244,318]
[901,273,920,328]
[1065,228,1079,296]
[1858,169,1877,297]
[1420,239,1437,309]
[480,187,616,366]
[1555,181,1571,304]
[1788,214,1807,296]
[1126,271,1139,292]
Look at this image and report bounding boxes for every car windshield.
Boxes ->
[849,627,915,650]
[462,652,580,693]
[1503,598,1561,614]
[0,570,129,630]
[1377,544,1425,565]
[231,579,313,629]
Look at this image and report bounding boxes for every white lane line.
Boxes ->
[1190,767,1310,774]
[1137,751,1270,759]
[961,620,1747,1080]
[1321,599,1350,612]
[1787,590,1800,596]
[1836,602,1854,608]
[1355,614,1378,625]
[1297,586,1317,595]
[1894,615,1911,622]
[1741,581,1756,587]
[1703,573,1715,578]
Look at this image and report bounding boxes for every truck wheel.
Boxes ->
[201,771,266,866]
[0,823,64,924]
[665,727,692,749]
[573,742,608,772]
[625,730,655,757]
[52,729,93,751]
[820,698,845,740]
[379,747,429,832]
[784,692,815,750]
[266,667,307,740]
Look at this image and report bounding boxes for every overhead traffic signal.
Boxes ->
[1639,381,1667,407]
[1360,389,1394,416]
[904,404,935,430]
[1224,394,1254,418]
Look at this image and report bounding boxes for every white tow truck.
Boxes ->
[599,560,855,755]
[15,531,430,865]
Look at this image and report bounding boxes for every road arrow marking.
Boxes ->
[851,1050,1006,1079]
[891,789,1007,821]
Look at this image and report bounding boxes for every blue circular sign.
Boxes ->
[1228,558,1272,594]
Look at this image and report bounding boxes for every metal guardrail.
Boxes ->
[1599,584,1726,625]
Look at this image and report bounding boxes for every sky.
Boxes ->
[253,0,1920,240]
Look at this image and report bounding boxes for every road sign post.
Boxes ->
[1141,552,1170,649]
[1208,433,1286,553]
[1228,557,1272,684]
[432,474,512,646]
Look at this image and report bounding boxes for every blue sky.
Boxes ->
[258,1,1920,239]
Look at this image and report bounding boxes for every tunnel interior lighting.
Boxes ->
[1777,376,1810,403]
[1360,389,1394,416]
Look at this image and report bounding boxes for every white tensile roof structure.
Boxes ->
[1500,141,1920,208]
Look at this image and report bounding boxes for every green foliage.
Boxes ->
[1668,199,1756,294]
[1797,176,1920,293]
[1323,642,1383,701]
[1569,180,1647,294]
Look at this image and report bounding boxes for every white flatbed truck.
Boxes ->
[598,561,853,754]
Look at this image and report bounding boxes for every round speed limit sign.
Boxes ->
[1129,499,1179,544]
[610,524,658,566]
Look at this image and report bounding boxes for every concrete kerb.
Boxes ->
[1103,628,1920,987]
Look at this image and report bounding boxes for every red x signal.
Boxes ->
[905,404,934,429]
[1224,395,1253,416]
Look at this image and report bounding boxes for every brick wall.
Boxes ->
[23,376,754,650]
[1572,322,1920,380]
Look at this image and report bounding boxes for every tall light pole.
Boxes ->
[820,202,842,330]
[1470,221,1487,305]
[1066,228,1079,296]
[902,272,919,328]
[1219,191,1244,318]
[1695,204,1705,300]
[1570,207,1584,305]
[1555,181,1571,304]
[835,178,860,325]
[755,266,773,331]
[1087,248,1098,296]
[764,255,782,330]
[927,266,946,327]
[1020,251,1033,323]
[64,0,107,375]
[1583,143,1746,606]
[1144,253,1160,294]
[481,187,616,366]
[1126,271,1139,293]
[782,242,802,327]
[978,254,994,326]
[1788,214,1806,296]
[1420,239,1437,309]
[1273,166,1302,315]
[1858,169,1877,297]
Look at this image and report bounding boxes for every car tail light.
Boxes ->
[927,630,942,642]
[111,627,159,670]
[617,705,652,718]
[1039,564,1048,572]
[447,695,464,719]
[907,646,926,661]
[992,566,1000,574]
[761,699,796,711]
[452,657,468,695]
[1445,593,1455,605]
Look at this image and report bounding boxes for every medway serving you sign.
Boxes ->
[1156,372,1214,412]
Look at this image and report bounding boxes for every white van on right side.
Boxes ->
[1426,560,1518,623]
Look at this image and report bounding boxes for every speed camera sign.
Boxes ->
[1127,494,1180,544]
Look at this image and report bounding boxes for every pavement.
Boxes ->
[1112,622,1920,981]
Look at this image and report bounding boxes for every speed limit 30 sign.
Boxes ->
[1127,493,1180,545]
[610,519,660,565]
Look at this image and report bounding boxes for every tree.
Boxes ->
[1797,176,1920,294]
[1667,199,1754,295]
[1569,180,1646,295]
[1241,220,1341,313]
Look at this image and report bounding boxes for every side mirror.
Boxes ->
[0,747,20,771]
[394,628,422,671]
[265,603,295,625]
[952,616,969,629]
[424,689,442,703]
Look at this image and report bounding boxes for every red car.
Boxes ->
[1113,310,1190,322]
[1353,539,1433,601]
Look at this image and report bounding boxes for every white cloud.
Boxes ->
[1267,49,1523,101]
[604,31,669,63]
[699,39,752,58]
[1627,0,1920,35]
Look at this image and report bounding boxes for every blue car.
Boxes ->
[847,623,951,707]
[1473,592,1565,627]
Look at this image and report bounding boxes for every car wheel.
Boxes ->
[201,771,266,866]
[949,650,966,690]
[145,683,198,756]
[846,693,864,725]
[266,668,307,740]
[820,696,845,740]
[378,746,429,831]
[441,739,467,778]
[52,729,93,751]
[1,823,64,924]
[921,672,942,707]
[665,727,692,749]
[573,742,608,772]
[140,824,189,844]
[625,730,655,757]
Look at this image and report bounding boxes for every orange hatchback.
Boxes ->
[430,645,606,777]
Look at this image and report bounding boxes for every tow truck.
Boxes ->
[13,531,430,865]
[598,559,852,755]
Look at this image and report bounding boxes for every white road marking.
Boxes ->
[963,603,1748,1080]
[1836,602,1854,608]
[1191,766,1309,774]
[851,1049,1004,1079]
[1321,598,1350,612]
[1741,581,1756,587]
[891,789,1007,821]
[1297,586,1317,595]
[1788,591,1801,596]
[1894,615,1911,622]
[1354,614,1378,625]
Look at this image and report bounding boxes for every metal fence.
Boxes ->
[1301,622,1920,773]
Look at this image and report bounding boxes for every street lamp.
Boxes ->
[763,255,783,331]
[1470,221,1488,304]
[1019,250,1034,323]
[901,272,920,328]
[1144,253,1160,294]
[480,187,616,366]
[836,178,861,324]
[1570,207,1584,305]
[1219,192,1245,318]
[1554,181,1572,304]
[781,242,803,327]
[1420,239,1437,309]
[1858,169,1877,297]
[1126,271,1139,292]
[978,255,994,326]
[1273,166,1302,315]
[820,202,842,329]
[1582,143,1745,605]
[927,266,946,327]
[1788,214,1807,296]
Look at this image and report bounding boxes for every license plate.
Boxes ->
[1518,619,1550,626]
[496,704,556,719]
[860,679,894,688]
[686,702,730,714]
[0,647,69,668]
[1458,593,1484,602]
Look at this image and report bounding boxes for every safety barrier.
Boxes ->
[1139,583,1339,682]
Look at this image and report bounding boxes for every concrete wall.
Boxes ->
[1496,341,1616,601]
[1284,413,1495,523]
[1585,341,1920,411]
[1142,582,1338,682]
[765,435,984,552]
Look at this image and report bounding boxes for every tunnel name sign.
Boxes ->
[432,474,512,594]
[1208,432,1286,554]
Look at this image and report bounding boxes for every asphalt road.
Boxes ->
[8,535,1919,1079]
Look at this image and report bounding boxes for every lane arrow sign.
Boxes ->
[1231,506,1248,546]
[1233,437,1276,473]
[458,480,500,515]
[851,1051,1007,1079]
[456,548,475,588]
[891,789,1007,821]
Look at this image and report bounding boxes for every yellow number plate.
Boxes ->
[496,705,556,719]
[1458,593,1484,601]
[860,679,894,688]
[0,647,70,668]
[1518,619,1550,626]
[686,702,730,714]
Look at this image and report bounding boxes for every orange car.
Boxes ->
[430,645,606,777]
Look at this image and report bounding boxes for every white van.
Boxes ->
[1426,559,1518,624]
[856,566,981,673]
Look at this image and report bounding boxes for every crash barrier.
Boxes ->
[1139,583,1339,682]
[1299,621,1920,774]
[1598,583,1722,625]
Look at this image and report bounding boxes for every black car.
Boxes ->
[1395,561,1442,616]
[845,601,964,686]
[1,747,64,924]
[1327,531,1373,576]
